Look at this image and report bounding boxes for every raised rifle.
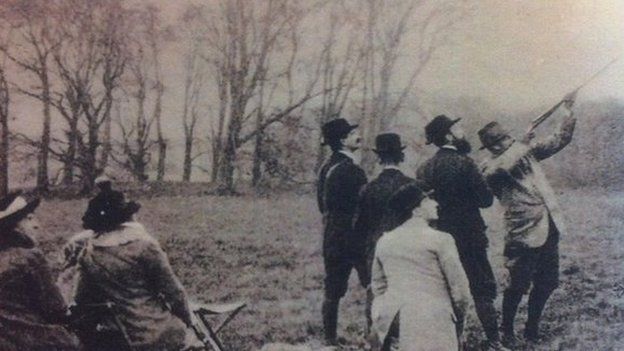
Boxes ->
[527,56,621,133]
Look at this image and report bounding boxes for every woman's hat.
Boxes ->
[0,191,41,229]
[82,189,140,232]
[478,121,511,150]
[425,115,460,145]
[321,118,358,145]
[373,133,406,155]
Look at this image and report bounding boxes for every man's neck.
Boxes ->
[339,149,355,160]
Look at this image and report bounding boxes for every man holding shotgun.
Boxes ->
[478,92,577,347]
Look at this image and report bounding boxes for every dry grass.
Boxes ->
[34,188,624,350]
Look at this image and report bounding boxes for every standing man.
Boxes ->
[416,115,507,351]
[317,118,368,346]
[353,133,414,331]
[479,100,576,347]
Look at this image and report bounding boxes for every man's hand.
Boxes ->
[563,90,577,109]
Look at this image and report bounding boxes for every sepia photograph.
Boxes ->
[0,0,622,350]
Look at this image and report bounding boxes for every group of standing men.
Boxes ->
[316,96,577,350]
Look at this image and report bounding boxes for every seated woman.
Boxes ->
[0,191,81,351]
[71,190,195,351]
[371,183,472,351]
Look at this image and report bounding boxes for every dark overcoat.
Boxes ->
[353,167,414,278]
[317,151,367,259]
[416,147,493,247]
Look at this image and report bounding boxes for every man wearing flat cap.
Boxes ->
[317,118,368,346]
[352,132,414,332]
[416,115,507,350]
[479,101,576,347]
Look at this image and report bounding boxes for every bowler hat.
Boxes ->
[0,191,41,229]
[373,133,406,155]
[425,115,460,145]
[321,118,358,145]
[478,121,511,150]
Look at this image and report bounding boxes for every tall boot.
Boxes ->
[322,298,340,345]
[525,286,554,341]
[365,287,374,334]
[501,289,523,347]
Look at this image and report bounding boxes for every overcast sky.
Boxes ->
[417,0,624,112]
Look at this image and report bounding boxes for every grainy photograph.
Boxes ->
[0,1,622,350]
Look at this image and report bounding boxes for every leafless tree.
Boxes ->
[179,7,206,182]
[357,0,467,172]
[50,0,131,191]
[0,0,62,191]
[202,0,320,194]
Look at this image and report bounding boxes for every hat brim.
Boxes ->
[373,145,407,154]
[479,134,508,150]
[0,198,40,228]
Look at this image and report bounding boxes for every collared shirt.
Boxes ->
[339,149,357,163]
[441,144,457,151]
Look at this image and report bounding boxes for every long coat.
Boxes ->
[416,146,493,247]
[73,222,192,351]
[0,232,81,351]
[371,217,471,351]
[482,114,576,248]
[353,167,414,278]
[317,151,367,259]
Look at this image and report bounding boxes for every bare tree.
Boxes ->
[203,0,320,194]
[0,0,62,191]
[51,0,131,191]
[357,0,466,172]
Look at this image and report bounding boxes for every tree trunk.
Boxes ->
[99,111,112,171]
[251,112,264,187]
[157,139,166,181]
[37,70,51,191]
[182,137,192,182]
[0,71,9,198]
[62,121,78,185]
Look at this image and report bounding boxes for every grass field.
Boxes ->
[34,188,624,351]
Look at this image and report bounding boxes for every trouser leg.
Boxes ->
[322,298,340,345]
[475,299,500,342]
[525,285,554,340]
[501,289,524,336]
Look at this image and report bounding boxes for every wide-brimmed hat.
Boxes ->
[425,115,460,145]
[82,189,140,232]
[478,121,511,150]
[387,182,425,215]
[321,118,358,145]
[0,191,41,229]
[373,133,406,155]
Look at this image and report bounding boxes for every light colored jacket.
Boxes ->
[482,114,576,248]
[74,222,191,350]
[371,216,471,351]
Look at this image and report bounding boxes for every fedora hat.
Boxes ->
[321,118,358,145]
[0,191,41,229]
[373,133,406,155]
[424,115,461,145]
[478,121,511,150]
